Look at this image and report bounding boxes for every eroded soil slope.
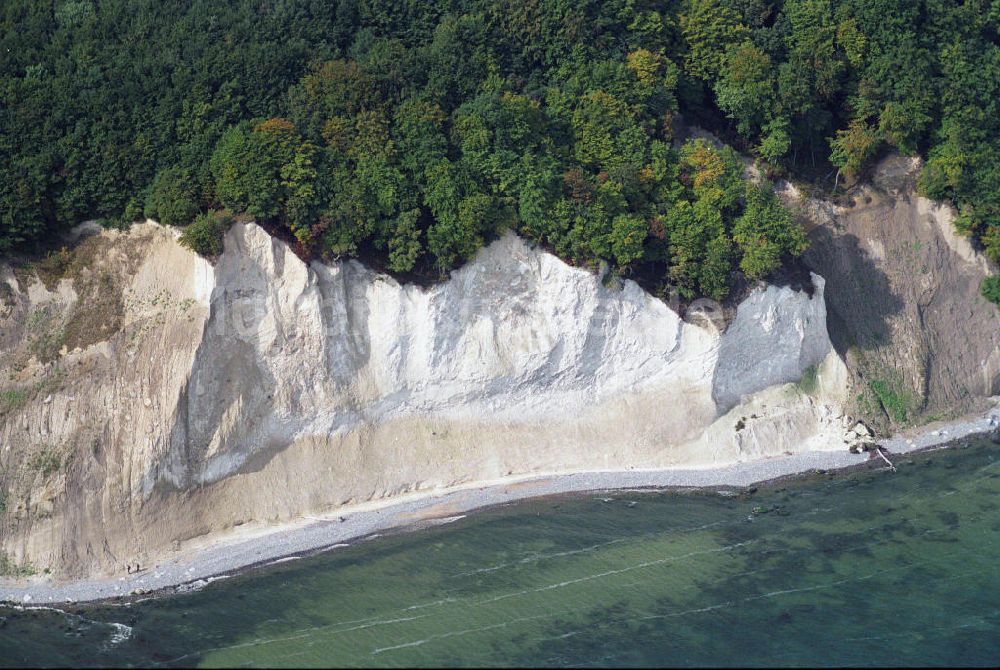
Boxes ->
[782,156,1000,432]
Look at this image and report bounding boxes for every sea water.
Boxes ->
[2,439,1000,667]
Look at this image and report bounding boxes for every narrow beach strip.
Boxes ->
[1,408,996,607]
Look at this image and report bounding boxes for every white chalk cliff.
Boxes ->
[0,222,848,577]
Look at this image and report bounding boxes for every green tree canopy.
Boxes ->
[15,0,999,302]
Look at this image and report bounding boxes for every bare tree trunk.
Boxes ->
[875,446,897,472]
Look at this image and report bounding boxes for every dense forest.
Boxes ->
[2,1,999,302]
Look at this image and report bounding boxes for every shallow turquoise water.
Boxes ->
[3,440,1000,667]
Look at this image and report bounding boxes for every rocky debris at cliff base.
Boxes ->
[846,421,877,453]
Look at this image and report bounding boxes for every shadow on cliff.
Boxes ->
[802,226,905,357]
[159,229,378,491]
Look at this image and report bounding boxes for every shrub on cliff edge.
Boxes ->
[982,276,1000,306]
[179,211,233,259]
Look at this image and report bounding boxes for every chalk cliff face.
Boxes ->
[2,153,996,580]
[1,221,847,577]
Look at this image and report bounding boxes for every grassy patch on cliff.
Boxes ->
[853,372,915,425]
[868,379,913,423]
[62,271,124,353]
[845,345,920,428]
[25,304,66,363]
[796,365,819,395]
[13,233,134,361]
[0,281,14,308]
[0,551,35,578]
[0,389,26,414]
[59,234,129,353]
[28,449,61,477]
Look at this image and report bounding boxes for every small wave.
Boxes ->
[405,598,456,611]
[15,604,132,647]
[175,580,207,594]
[14,605,70,614]
[265,556,302,566]
[372,611,552,655]
[175,574,230,594]
[108,622,133,646]
[432,515,466,525]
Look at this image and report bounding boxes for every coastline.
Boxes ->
[1,407,996,607]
